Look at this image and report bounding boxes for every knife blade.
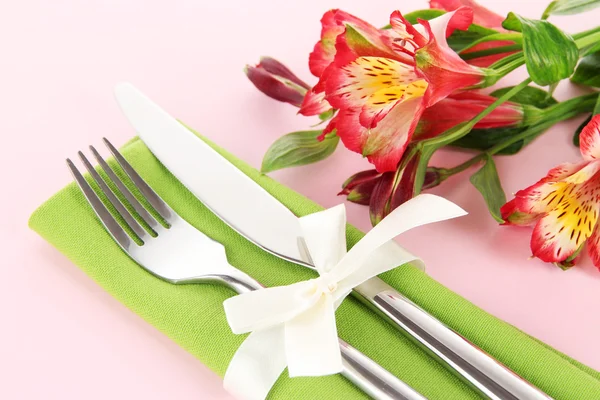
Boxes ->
[114,82,552,400]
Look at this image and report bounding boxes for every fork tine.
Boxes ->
[67,159,134,249]
[78,151,150,241]
[103,138,173,223]
[89,145,160,230]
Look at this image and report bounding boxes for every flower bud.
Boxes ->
[245,57,310,107]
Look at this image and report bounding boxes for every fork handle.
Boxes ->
[220,269,425,400]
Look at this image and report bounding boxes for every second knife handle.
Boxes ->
[353,279,552,400]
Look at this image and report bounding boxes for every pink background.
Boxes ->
[3,0,599,398]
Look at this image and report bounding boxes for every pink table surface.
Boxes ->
[3,0,599,398]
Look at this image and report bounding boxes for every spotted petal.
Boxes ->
[309,9,397,78]
[325,56,422,119]
[579,115,600,161]
[531,179,600,263]
[501,161,592,225]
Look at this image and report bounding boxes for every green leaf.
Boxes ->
[543,0,600,18]
[451,126,532,155]
[404,9,445,24]
[490,85,558,108]
[261,130,339,173]
[502,13,578,86]
[470,155,507,222]
[571,51,600,87]
[318,109,335,121]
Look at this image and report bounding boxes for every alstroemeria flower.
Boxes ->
[429,0,517,67]
[245,57,310,107]
[415,91,526,139]
[302,8,489,172]
[501,115,600,270]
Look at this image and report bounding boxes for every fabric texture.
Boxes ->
[29,134,600,399]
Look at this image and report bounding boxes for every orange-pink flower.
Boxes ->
[502,115,600,269]
[301,8,490,173]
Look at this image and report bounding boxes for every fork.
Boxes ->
[66,138,427,400]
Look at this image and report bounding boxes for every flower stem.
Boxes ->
[436,93,599,183]
[460,44,522,60]
[421,78,532,149]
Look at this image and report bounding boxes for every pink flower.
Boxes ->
[501,115,600,270]
[301,8,489,172]
[429,0,517,67]
[245,57,310,107]
[415,91,525,139]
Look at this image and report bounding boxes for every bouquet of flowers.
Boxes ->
[245,0,600,271]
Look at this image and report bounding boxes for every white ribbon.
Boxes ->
[223,194,466,399]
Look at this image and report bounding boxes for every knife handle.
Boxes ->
[353,278,553,400]
[338,338,426,400]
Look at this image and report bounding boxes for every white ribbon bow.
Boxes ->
[223,194,466,400]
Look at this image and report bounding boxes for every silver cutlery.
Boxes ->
[66,138,426,400]
[113,83,553,400]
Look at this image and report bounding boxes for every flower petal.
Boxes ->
[245,65,307,107]
[363,98,424,172]
[309,9,398,78]
[500,161,592,224]
[416,9,486,107]
[335,101,423,173]
[325,56,421,113]
[416,91,522,139]
[369,171,395,226]
[531,180,600,263]
[586,220,600,269]
[258,57,310,89]
[429,0,505,29]
[501,199,542,226]
[579,115,600,161]
[299,90,332,116]
[425,6,473,40]
[309,10,346,78]
[339,169,381,205]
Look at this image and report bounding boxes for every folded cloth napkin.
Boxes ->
[30,134,600,399]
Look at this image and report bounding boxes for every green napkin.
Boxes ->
[30,135,600,399]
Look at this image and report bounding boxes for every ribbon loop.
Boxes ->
[223,194,467,400]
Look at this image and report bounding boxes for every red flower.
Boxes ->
[245,57,310,107]
[429,0,517,67]
[415,91,525,139]
[301,8,490,173]
[501,115,600,270]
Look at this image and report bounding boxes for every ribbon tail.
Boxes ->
[224,326,287,400]
[336,241,421,295]
[331,194,467,283]
[285,294,342,377]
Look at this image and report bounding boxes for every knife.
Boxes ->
[114,82,552,400]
